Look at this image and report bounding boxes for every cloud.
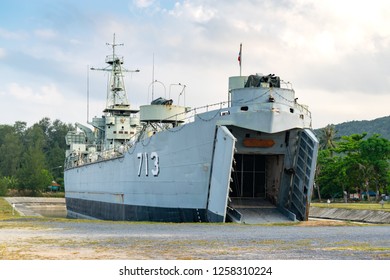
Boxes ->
[0,82,74,125]
[0,28,27,40]
[0,48,5,59]
[170,1,217,23]
[133,0,155,8]
[7,83,64,105]
[0,81,93,126]
[34,28,58,39]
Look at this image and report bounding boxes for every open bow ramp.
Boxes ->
[207,126,236,222]
[227,198,294,224]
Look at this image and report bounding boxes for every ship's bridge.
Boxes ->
[229,74,296,107]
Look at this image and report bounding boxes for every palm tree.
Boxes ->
[314,125,338,202]
[319,124,337,151]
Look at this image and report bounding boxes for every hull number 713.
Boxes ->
[137,152,159,177]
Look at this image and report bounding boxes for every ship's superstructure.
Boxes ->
[64,36,318,223]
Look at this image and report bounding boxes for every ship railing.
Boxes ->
[137,95,311,126]
[150,101,230,124]
[64,152,87,169]
[295,103,311,118]
[280,80,293,90]
[126,101,230,126]
[187,101,230,121]
[100,148,130,160]
[105,54,124,65]
[64,145,128,169]
[269,90,312,118]
[185,98,311,120]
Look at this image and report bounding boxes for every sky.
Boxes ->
[0,0,389,129]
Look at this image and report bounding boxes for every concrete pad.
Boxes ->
[309,206,390,224]
[238,208,293,224]
[4,197,66,217]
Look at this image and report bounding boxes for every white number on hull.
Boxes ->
[137,153,143,176]
[151,152,159,176]
[144,152,148,176]
[137,152,159,177]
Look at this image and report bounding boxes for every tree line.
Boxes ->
[0,118,73,196]
[315,125,390,201]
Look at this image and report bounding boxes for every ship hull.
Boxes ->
[65,121,233,222]
[66,197,208,222]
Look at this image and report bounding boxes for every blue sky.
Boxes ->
[1,0,390,128]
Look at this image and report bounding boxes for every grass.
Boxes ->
[6,189,65,198]
[0,197,20,220]
[323,240,390,253]
[311,202,390,212]
[41,192,65,198]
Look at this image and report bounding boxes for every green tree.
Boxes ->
[318,125,338,151]
[316,132,390,201]
[37,118,72,187]
[46,119,72,185]
[314,149,331,202]
[0,177,7,196]
[0,125,14,146]
[0,131,23,177]
[1,119,72,195]
[334,133,366,155]
[359,134,390,200]
[0,176,18,196]
[47,144,64,185]
[314,125,338,201]
[17,124,50,194]
[335,133,367,198]
[316,152,354,200]
[17,147,52,194]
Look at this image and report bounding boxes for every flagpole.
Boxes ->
[239,43,242,76]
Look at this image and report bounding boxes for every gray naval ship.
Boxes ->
[64,36,319,223]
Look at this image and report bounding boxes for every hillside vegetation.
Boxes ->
[316,115,390,140]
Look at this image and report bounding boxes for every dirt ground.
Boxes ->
[1,218,389,260]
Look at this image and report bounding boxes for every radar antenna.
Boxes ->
[90,33,140,115]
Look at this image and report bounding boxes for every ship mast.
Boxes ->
[91,33,140,116]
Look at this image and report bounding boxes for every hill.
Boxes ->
[315,115,390,139]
